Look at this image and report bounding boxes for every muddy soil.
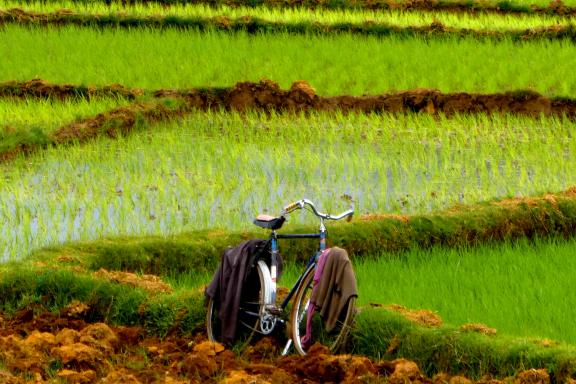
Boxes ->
[0,306,555,384]
[4,79,575,118]
[52,79,576,145]
[0,79,143,101]
[181,80,576,118]
[4,79,576,163]
[5,79,576,121]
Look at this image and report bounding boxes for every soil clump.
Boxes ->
[0,306,563,383]
[0,79,142,100]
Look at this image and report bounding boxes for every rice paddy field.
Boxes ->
[2,25,576,95]
[2,112,576,259]
[3,0,576,382]
[6,0,576,30]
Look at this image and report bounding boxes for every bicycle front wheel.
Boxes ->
[289,266,356,356]
[206,262,266,347]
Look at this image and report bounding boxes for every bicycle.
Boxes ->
[206,199,357,356]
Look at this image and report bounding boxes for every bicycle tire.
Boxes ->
[289,266,356,356]
[206,262,266,347]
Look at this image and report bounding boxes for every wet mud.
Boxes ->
[0,79,143,101]
[179,80,576,118]
[0,306,556,383]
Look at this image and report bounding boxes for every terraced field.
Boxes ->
[2,0,576,382]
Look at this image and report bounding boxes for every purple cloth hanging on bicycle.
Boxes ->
[302,248,331,348]
[205,239,273,344]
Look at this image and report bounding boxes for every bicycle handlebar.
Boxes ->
[282,199,354,221]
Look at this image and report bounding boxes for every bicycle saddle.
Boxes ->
[253,215,286,230]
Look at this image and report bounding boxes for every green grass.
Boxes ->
[353,306,576,380]
[0,263,205,336]
[5,1,574,31]
[2,111,576,260]
[1,25,576,96]
[352,237,576,344]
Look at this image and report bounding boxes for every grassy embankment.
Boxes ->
[2,112,576,259]
[1,25,575,96]
[3,7,576,42]
[9,0,576,13]
[4,2,576,31]
[352,238,576,378]
[4,191,576,378]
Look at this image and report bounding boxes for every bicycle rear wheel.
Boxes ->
[206,262,266,347]
[289,266,356,356]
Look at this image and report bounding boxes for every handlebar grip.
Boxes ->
[283,201,300,213]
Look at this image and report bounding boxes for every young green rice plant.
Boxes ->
[7,0,576,14]
[4,1,574,31]
[1,25,576,96]
[2,111,576,260]
[0,97,130,137]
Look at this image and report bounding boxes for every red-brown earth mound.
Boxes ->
[0,304,558,383]
[4,79,576,163]
[0,79,142,100]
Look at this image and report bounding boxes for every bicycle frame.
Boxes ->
[246,199,353,354]
[265,224,326,355]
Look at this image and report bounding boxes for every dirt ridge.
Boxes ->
[4,78,576,117]
[2,8,576,41]
[173,80,576,117]
[4,79,576,163]
[0,306,557,383]
[4,0,576,17]
[0,78,143,100]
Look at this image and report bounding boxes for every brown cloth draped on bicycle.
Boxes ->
[206,239,280,344]
[311,247,357,332]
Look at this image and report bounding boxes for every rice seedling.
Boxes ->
[0,97,130,135]
[4,1,574,31]
[1,25,575,96]
[1,111,575,260]
[7,0,576,13]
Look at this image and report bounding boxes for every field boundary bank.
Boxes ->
[28,187,576,275]
[10,0,576,17]
[3,79,576,162]
[3,8,576,41]
[13,187,576,380]
[0,283,573,383]
[0,78,143,100]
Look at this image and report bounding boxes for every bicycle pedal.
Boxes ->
[266,306,285,316]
